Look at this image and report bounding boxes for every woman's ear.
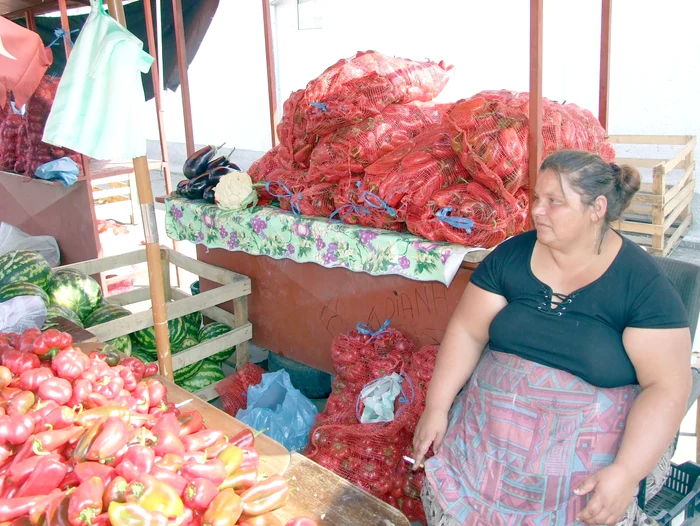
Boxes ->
[591,195,608,223]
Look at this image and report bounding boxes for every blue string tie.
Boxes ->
[329,203,370,223]
[356,318,390,341]
[264,181,301,215]
[310,101,328,113]
[48,28,79,48]
[436,207,474,232]
[360,191,398,218]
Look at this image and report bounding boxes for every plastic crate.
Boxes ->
[644,462,700,525]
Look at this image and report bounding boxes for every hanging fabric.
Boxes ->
[42,0,154,160]
[0,17,54,108]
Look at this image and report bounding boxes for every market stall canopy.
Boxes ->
[0,16,52,107]
[2,0,217,101]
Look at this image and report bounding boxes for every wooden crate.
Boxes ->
[608,135,696,256]
[56,247,252,401]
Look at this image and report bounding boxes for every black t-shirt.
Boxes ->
[470,230,689,388]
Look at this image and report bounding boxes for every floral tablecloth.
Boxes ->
[165,197,484,285]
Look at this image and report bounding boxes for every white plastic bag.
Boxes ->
[0,296,47,333]
[0,222,60,266]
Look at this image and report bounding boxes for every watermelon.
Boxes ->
[47,268,103,322]
[131,316,187,351]
[183,311,202,338]
[178,359,225,393]
[0,250,52,290]
[0,281,50,305]
[131,347,156,364]
[174,360,203,385]
[43,305,83,330]
[176,336,199,352]
[198,323,236,363]
[84,304,134,356]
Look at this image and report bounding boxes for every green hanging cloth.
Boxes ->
[42,0,154,160]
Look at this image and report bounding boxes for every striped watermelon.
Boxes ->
[131,346,156,364]
[84,304,133,356]
[178,359,225,392]
[43,305,83,329]
[0,250,52,290]
[174,360,203,384]
[184,311,202,338]
[47,268,103,322]
[176,336,199,352]
[198,323,235,363]
[130,316,187,350]
[0,281,50,305]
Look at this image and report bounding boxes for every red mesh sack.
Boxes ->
[215,362,265,417]
[0,113,24,171]
[307,103,438,184]
[303,51,453,137]
[406,181,529,248]
[275,89,315,169]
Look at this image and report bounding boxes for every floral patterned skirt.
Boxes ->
[422,350,673,526]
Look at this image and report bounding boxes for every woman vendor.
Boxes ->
[413,150,692,525]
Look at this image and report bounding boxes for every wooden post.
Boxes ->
[56,0,72,57]
[171,0,195,156]
[599,0,612,130]
[528,0,544,226]
[262,0,279,147]
[25,10,36,32]
[106,0,174,380]
[233,297,250,369]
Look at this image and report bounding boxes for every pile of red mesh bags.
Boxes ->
[24,76,81,176]
[0,111,24,172]
[215,362,266,417]
[304,322,440,523]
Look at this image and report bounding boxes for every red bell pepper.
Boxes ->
[3,350,40,375]
[240,475,290,516]
[202,488,242,526]
[177,411,203,437]
[18,368,55,392]
[180,459,227,486]
[229,428,265,449]
[125,474,184,517]
[182,430,225,453]
[153,429,186,457]
[132,382,150,413]
[43,406,76,430]
[151,413,180,437]
[239,446,260,471]
[93,374,124,400]
[74,462,116,485]
[118,368,138,393]
[149,401,180,420]
[146,379,166,408]
[75,406,130,428]
[28,400,60,427]
[0,495,45,523]
[67,379,92,409]
[32,330,73,357]
[52,349,90,381]
[59,469,80,492]
[73,418,107,462]
[29,488,65,525]
[183,478,219,511]
[16,456,67,497]
[38,378,73,406]
[0,413,35,445]
[204,436,230,459]
[284,518,318,526]
[45,493,71,526]
[184,452,208,464]
[148,467,187,497]
[0,366,12,391]
[102,476,128,510]
[154,454,185,472]
[217,445,243,475]
[107,502,168,526]
[7,391,35,415]
[120,358,145,383]
[68,477,104,526]
[18,329,41,354]
[86,416,128,462]
[32,426,83,455]
[7,453,62,487]
[143,363,159,378]
[218,467,258,492]
[88,513,111,526]
[0,387,21,404]
[115,445,155,483]
[238,513,284,526]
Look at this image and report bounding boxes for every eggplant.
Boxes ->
[203,185,217,204]
[185,173,210,200]
[176,179,190,197]
[228,161,241,171]
[207,166,232,186]
[206,147,236,171]
[183,142,225,179]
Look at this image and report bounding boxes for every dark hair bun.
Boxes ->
[617,164,641,211]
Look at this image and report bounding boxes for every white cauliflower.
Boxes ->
[214,171,258,210]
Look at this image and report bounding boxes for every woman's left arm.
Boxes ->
[576,326,692,525]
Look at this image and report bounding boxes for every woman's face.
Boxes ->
[531,169,595,249]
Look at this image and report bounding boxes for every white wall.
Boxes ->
[145,0,700,156]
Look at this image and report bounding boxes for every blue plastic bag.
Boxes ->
[34,158,79,187]
[236,370,318,452]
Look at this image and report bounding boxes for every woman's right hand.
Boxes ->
[412,408,449,470]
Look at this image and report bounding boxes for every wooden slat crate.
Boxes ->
[56,247,252,401]
[608,135,696,256]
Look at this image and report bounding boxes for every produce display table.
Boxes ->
[165,197,487,373]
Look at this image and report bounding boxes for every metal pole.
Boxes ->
[106,0,174,380]
[171,0,195,155]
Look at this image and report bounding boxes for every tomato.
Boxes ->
[356,439,379,459]
[329,440,351,460]
[381,445,399,467]
[369,478,392,497]
[358,459,384,484]
[340,456,362,474]
[314,453,341,474]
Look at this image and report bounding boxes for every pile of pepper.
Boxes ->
[0,328,317,526]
